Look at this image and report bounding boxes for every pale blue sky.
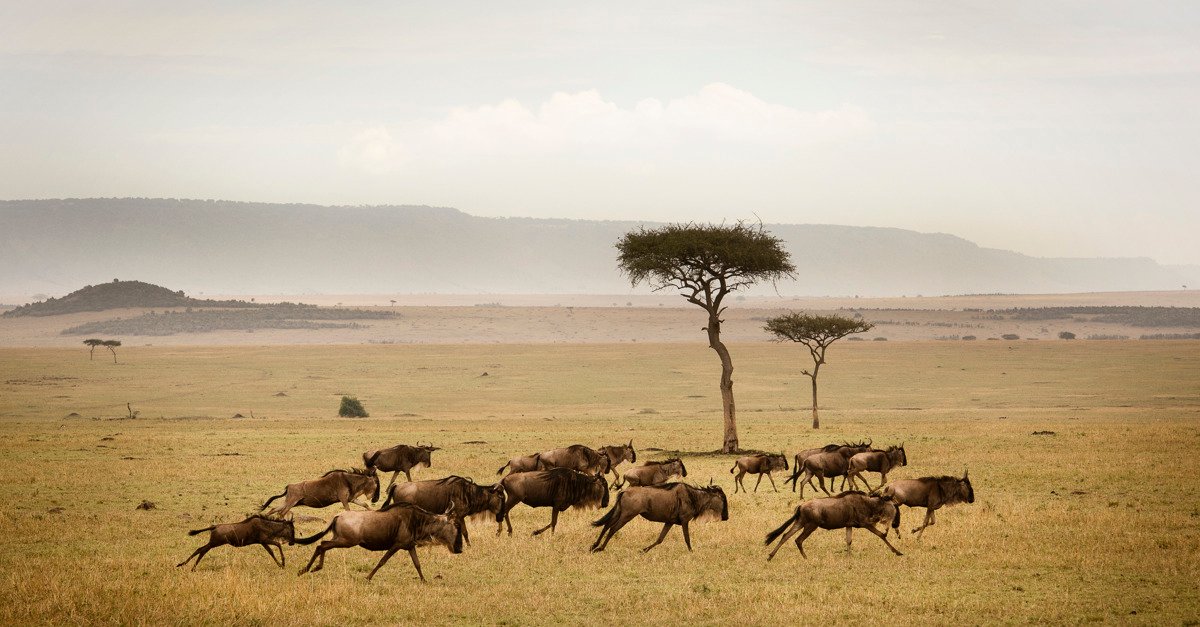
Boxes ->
[2,1,1198,264]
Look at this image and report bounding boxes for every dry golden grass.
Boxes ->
[1,341,1198,625]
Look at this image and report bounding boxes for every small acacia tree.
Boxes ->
[83,338,104,360]
[764,313,873,429]
[339,395,369,418]
[617,222,794,452]
[102,340,122,363]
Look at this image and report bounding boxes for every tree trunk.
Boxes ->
[706,311,738,452]
[810,374,819,429]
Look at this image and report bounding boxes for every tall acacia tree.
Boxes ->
[763,313,873,429]
[617,223,794,452]
[101,339,122,364]
[83,338,104,360]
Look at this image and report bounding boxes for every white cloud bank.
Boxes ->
[338,83,871,173]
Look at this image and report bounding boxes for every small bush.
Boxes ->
[962,335,977,341]
[1001,333,1020,340]
[873,337,888,341]
[1058,331,1076,340]
[338,396,369,418]
[1087,334,1129,341]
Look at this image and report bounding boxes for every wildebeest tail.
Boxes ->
[729,462,737,474]
[187,525,216,536]
[764,508,801,545]
[365,450,382,468]
[295,520,336,545]
[260,489,287,510]
[495,461,509,475]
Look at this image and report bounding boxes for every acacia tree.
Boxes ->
[83,338,104,360]
[617,223,794,452]
[763,313,873,429]
[102,339,122,363]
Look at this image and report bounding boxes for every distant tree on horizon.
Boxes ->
[764,312,874,429]
[83,338,104,360]
[102,339,121,363]
[616,222,794,452]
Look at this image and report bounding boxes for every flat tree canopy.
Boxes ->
[764,312,873,429]
[617,222,794,452]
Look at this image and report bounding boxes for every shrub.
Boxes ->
[962,335,977,341]
[873,336,888,341]
[1058,331,1076,340]
[338,396,369,418]
[1001,333,1020,340]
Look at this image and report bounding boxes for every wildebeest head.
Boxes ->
[260,515,296,545]
[770,452,789,472]
[695,482,729,522]
[676,458,688,478]
[480,483,507,520]
[368,469,381,503]
[589,474,611,509]
[423,504,464,554]
[625,440,636,464]
[898,443,908,467]
[962,469,974,503]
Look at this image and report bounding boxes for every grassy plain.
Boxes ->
[1,341,1198,625]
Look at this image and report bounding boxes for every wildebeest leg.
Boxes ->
[767,522,804,560]
[733,471,745,493]
[767,472,778,492]
[532,508,560,536]
[593,512,637,552]
[845,528,853,552]
[407,547,425,582]
[351,497,370,509]
[177,543,214,570]
[914,508,936,538]
[261,543,284,568]
[818,474,832,496]
[404,469,414,482]
[753,473,764,493]
[366,547,400,581]
[497,498,519,536]
[793,524,817,559]
[643,523,673,552]
[386,471,400,492]
[865,525,903,556]
[298,543,327,575]
[681,521,693,551]
[460,521,471,546]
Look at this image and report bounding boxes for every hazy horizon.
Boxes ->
[2,2,1198,267]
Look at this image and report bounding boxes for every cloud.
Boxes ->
[338,84,871,171]
[337,126,405,174]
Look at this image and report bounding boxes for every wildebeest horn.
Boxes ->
[708,477,714,487]
[963,467,969,479]
[445,502,455,517]
[628,439,633,447]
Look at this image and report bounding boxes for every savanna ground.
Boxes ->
[1,340,1198,625]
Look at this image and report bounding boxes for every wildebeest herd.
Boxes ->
[179,439,974,580]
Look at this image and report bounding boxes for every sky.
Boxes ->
[1,1,1198,265]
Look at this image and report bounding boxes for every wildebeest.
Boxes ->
[380,475,506,544]
[496,468,609,536]
[296,502,462,581]
[845,444,908,491]
[764,491,902,560]
[730,452,789,493]
[591,482,727,552]
[879,470,974,538]
[597,441,637,482]
[177,515,296,571]
[619,458,687,488]
[536,444,613,476]
[363,443,439,490]
[496,453,542,476]
[261,467,380,517]
[783,441,872,493]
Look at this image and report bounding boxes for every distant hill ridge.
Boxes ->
[1,198,1197,298]
[1,279,259,317]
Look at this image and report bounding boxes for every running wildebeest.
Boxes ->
[845,444,907,492]
[260,467,380,517]
[296,502,462,581]
[619,458,687,488]
[879,470,974,538]
[496,467,609,536]
[765,491,903,560]
[536,444,613,476]
[730,452,789,493]
[381,475,506,544]
[177,514,296,571]
[363,442,439,490]
[496,453,542,476]
[783,441,872,493]
[597,441,637,483]
[590,481,727,552]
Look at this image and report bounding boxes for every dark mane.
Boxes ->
[832,490,869,498]
[239,513,292,524]
[538,467,607,508]
[820,443,842,452]
[321,467,373,478]
[643,458,682,467]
